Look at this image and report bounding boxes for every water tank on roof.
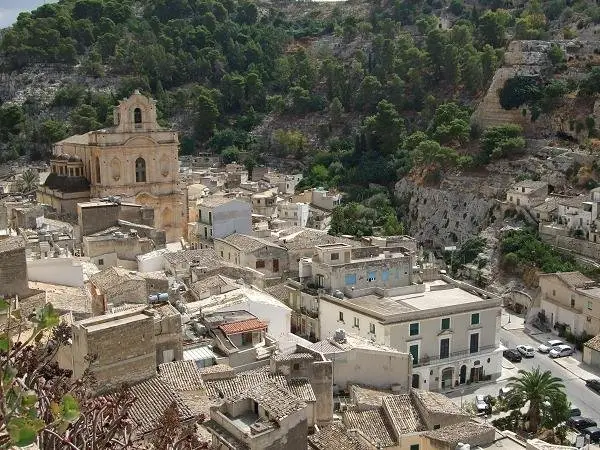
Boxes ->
[333,329,346,343]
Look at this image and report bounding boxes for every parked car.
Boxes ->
[549,344,574,358]
[475,395,488,414]
[569,406,582,417]
[516,344,535,358]
[586,379,600,394]
[584,426,600,444]
[503,349,522,362]
[538,339,564,353]
[567,416,597,431]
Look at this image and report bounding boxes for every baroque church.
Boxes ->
[37,91,184,242]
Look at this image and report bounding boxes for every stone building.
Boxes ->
[0,236,29,298]
[505,180,549,208]
[38,92,184,242]
[191,196,251,248]
[214,233,289,279]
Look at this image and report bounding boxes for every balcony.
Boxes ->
[413,345,497,368]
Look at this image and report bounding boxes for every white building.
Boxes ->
[193,196,251,247]
[318,279,502,392]
[277,201,309,228]
[505,180,548,208]
[184,281,292,340]
[311,188,342,211]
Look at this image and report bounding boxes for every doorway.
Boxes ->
[273,258,279,273]
[441,367,453,389]
[459,365,467,384]
[412,374,420,389]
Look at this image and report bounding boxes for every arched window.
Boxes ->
[134,108,142,125]
[135,157,146,183]
[95,157,101,183]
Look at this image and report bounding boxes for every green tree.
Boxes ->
[363,100,405,155]
[69,104,101,134]
[547,44,566,66]
[329,97,343,125]
[383,214,405,236]
[507,368,566,433]
[479,124,526,162]
[477,10,511,48]
[0,104,25,139]
[221,146,240,164]
[356,76,382,112]
[580,67,600,96]
[193,94,220,141]
[15,169,40,193]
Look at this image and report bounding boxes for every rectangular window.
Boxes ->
[470,333,480,354]
[588,301,593,310]
[471,313,480,325]
[409,344,419,364]
[353,317,360,328]
[409,322,419,336]
[440,338,450,359]
[339,311,344,322]
[552,289,556,296]
[370,323,375,334]
[256,260,265,269]
[220,251,224,257]
[199,210,202,221]
[208,211,212,225]
[331,252,339,261]
[382,270,389,281]
[367,271,376,282]
[345,274,357,285]
[571,297,575,308]
[441,317,451,330]
[410,445,420,450]
[98,258,104,266]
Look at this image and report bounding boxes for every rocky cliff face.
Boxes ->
[395,177,499,248]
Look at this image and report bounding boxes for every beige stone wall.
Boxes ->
[0,244,29,298]
[78,203,120,236]
[72,310,156,389]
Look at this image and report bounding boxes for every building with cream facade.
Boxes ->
[38,92,184,242]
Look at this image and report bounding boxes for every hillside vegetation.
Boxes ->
[2,0,600,234]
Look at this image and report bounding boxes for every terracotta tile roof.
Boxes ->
[163,248,221,266]
[158,361,204,391]
[344,407,396,447]
[554,271,595,289]
[218,318,267,335]
[278,229,359,251]
[89,267,143,292]
[264,283,290,302]
[129,376,195,436]
[585,334,600,352]
[240,380,307,421]
[308,422,367,450]
[383,394,425,434]
[423,421,495,446]
[221,233,284,253]
[350,385,391,409]
[198,364,234,375]
[272,352,314,362]
[286,378,317,402]
[412,389,468,416]
[0,236,25,253]
[557,195,590,208]
[308,340,344,354]
[204,367,316,404]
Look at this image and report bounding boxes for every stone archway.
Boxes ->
[441,367,454,390]
[459,365,467,384]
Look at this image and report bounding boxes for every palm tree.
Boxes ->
[506,367,565,434]
[15,169,39,193]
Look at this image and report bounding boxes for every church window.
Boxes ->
[135,158,146,182]
[134,108,142,125]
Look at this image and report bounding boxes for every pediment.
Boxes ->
[123,135,158,147]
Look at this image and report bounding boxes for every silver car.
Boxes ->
[549,344,573,358]
[538,339,564,353]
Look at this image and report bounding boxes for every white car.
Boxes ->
[516,345,535,358]
[549,344,573,358]
[475,395,488,413]
[538,339,564,353]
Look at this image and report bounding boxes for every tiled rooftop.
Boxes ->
[308,422,367,450]
[276,228,359,251]
[191,275,237,295]
[221,233,284,253]
[541,271,595,289]
[158,360,204,391]
[129,376,195,435]
[0,236,25,253]
[272,352,314,362]
[286,378,317,402]
[350,385,391,409]
[89,267,143,291]
[264,283,290,302]
[163,248,221,266]
[383,394,425,434]
[240,380,307,421]
[423,421,494,446]
[585,334,600,352]
[510,180,548,190]
[344,407,396,447]
[556,195,591,208]
[29,282,92,319]
[197,196,238,208]
[218,318,268,335]
[413,389,467,416]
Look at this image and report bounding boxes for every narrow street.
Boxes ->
[446,310,600,423]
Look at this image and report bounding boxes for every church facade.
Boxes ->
[39,92,184,242]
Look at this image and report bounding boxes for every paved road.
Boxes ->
[447,327,600,422]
